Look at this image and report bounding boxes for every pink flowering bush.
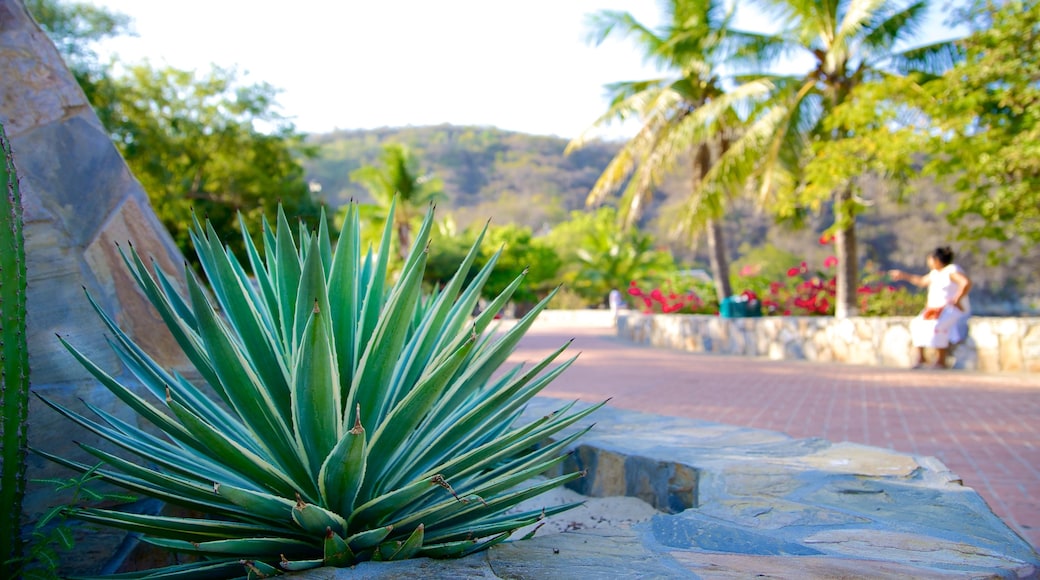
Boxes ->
[627,279,716,315]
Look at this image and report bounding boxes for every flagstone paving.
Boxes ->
[508,316,1040,550]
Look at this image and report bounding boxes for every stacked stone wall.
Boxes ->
[618,314,1040,373]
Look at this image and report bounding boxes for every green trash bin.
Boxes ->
[720,295,762,318]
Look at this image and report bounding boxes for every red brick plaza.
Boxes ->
[509,318,1040,549]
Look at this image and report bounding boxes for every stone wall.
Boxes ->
[617,313,1040,373]
[1,0,188,539]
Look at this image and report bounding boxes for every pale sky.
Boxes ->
[85,0,962,140]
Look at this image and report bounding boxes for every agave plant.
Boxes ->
[37,202,600,578]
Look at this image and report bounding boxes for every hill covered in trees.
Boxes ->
[301,125,1038,313]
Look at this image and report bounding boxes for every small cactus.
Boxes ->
[0,120,30,575]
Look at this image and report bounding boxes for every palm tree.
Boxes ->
[567,0,773,303]
[350,143,444,258]
[723,0,960,317]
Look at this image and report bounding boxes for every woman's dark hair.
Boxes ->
[931,246,954,266]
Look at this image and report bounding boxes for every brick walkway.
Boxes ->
[508,319,1040,550]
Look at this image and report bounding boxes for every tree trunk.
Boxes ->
[706,217,732,303]
[694,142,732,303]
[834,188,858,318]
[397,220,412,260]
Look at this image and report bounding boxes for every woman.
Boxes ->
[888,247,972,369]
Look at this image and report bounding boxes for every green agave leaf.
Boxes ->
[144,536,315,559]
[327,202,362,394]
[364,330,478,486]
[55,336,198,448]
[291,304,341,475]
[243,559,282,580]
[383,445,579,534]
[32,447,250,523]
[213,482,296,524]
[418,401,603,491]
[292,235,331,356]
[401,346,578,482]
[98,333,246,445]
[68,507,295,541]
[375,523,423,562]
[354,197,395,365]
[431,286,559,426]
[65,558,245,580]
[193,218,291,417]
[167,399,304,499]
[344,524,393,552]
[278,556,323,572]
[273,206,302,352]
[414,537,478,558]
[350,473,452,527]
[322,529,355,567]
[291,497,348,537]
[184,267,310,487]
[73,402,254,485]
[348,242,428,442]
[424,503,581,545]
[117,248,224,402]
[318,411,366,516]
[239,213,281,332]
[33,395,239,488]
[421,471,585,542]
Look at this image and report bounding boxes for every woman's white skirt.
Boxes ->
[910,306,969,348]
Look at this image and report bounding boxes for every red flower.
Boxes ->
[819,233,833,245]
[823,256,838,268]
[787,267,801,277]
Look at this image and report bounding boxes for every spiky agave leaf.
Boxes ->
[39,202,600,578]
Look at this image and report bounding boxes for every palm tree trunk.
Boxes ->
[695,142,732,303]
[397,221,412,260]
[706,217,732,302]
[834,188,858,318]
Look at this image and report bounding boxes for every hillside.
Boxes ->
[301,125,1038,313]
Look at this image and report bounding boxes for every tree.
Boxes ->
[923,0,1040,256]
[24,0,132,73]
[568,0,773,304]
[86,63,326,261]
[28,0,327,262]
[350,143,445,259]
[724,0,960,316]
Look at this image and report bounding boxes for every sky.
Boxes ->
[85,0,963,140]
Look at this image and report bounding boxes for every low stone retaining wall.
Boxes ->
[617,312,1040,373]
[301,399,1040,578]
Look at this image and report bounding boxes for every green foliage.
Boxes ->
[714,0,959,315]
[40,204,597,577]
[29,0,328,263]
[543,208,675,303]
[569,0,772,300]
[12,466,136,580]
[922,0,1040,258]
[351,144,445,258]
[0,122,30,578]
[84,63,327,262]
[425,223,561,306]
[729,244,802,285]
[24,0,131,72]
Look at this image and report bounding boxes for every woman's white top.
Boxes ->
[926,264,971,314]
